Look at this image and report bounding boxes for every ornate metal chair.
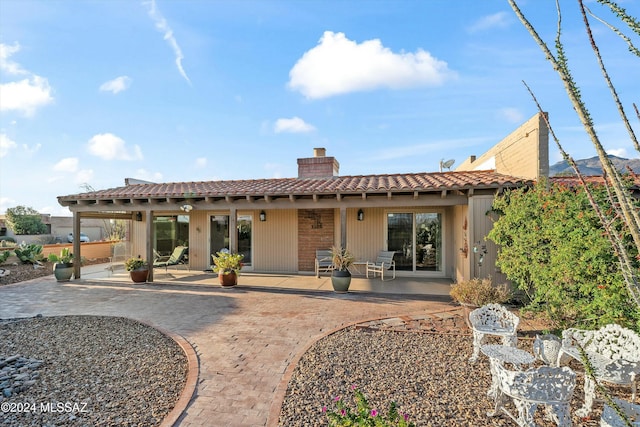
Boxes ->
[468,303,519,363]
[557,324,640,417]
[491,363,576,427]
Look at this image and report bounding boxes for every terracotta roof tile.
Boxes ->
[58,170,531,203]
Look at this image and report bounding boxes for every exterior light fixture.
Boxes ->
[357,209,364,221]
[180,204,193,213]
[259,210,266,222]
[135,212,142,221]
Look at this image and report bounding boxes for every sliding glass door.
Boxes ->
[210,214,252,269]
[387,212,442,272]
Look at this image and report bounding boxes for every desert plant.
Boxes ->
[48,248,73,265]
[449,277,513,307]
[330,246,355,271]
[0,250,10,264]
[13,243,45,265]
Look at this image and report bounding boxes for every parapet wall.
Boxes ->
[456,112,549,180]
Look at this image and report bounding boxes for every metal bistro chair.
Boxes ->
[469,303,519,363]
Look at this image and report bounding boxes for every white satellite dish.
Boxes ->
[439,158,455,172]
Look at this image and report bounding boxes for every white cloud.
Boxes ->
[606,148,627,157]
[100,76,132,94]
[498,107,524,124]
[143,0,191,85]
[288,31,454,99]
[0,43,54,116]
[0,197,18,214]
[0,134,17,158]
[75,169,94,184]
[0,76,53,116]
[468,12,512,33]
[133,168,163,182]
[0,43,26,75]
[86,133,143,161]
[195,157,207,168]
[274,117,316,133]
[53,157,79,173]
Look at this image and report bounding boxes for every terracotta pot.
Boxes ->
[130,269,148,283]
[219,271,238,288]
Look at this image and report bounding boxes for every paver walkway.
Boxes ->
[0,272,456,426]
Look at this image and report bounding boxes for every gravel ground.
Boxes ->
[0,316,188,427]
[278,327,633,427]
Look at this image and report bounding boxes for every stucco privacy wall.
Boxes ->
[456,112,549,181]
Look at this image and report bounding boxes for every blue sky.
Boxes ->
[1,0,638,216]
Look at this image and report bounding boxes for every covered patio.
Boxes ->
[81,262,455,296]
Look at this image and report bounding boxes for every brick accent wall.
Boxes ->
[298,209,335,271]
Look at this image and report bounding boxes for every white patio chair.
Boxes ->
[491,363,576,427]
[365,250,396,281]
[315,249,334,278]
[468,303,519,363]
[558,324,640,417]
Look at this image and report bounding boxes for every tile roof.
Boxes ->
[58,170,530,204]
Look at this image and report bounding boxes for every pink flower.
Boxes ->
[351,384,357,390]
[334,395,341,402]
[340,409,346,416]
[403,413,409,421]
[371,409,378,417]
[321,406,327,413]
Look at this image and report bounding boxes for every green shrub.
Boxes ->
[488,179,640,331]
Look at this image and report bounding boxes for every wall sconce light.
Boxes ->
[357,209,364,221]
[180,204,193,213]
[135,212,142,221]
[259,210,266,222]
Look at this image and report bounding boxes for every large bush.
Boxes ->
[488,179,639,331]
[4,206,48,235]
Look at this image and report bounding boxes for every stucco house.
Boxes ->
[57,113,549,283]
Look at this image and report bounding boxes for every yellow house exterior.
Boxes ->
[58,113,549,283]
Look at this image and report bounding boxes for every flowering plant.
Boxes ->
[212,250,244,275]
[124,256,148,271]
[323,386,415,427]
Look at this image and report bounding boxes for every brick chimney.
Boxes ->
[297,148,340,179]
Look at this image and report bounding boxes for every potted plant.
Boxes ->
[48,247,74,282]
[212,250,244,287]
[330,246,355,293]
[449,277,513,328]
[125,256,149,283]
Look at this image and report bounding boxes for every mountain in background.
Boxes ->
[549,155,640,176]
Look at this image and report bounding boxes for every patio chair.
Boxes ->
[491,363,576,427]
[153,246,189,272]
[469,303,519,363]
[365,250,396,281]
[315,249,334,278]
[108,241,130,273]
[557,324,640,417]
